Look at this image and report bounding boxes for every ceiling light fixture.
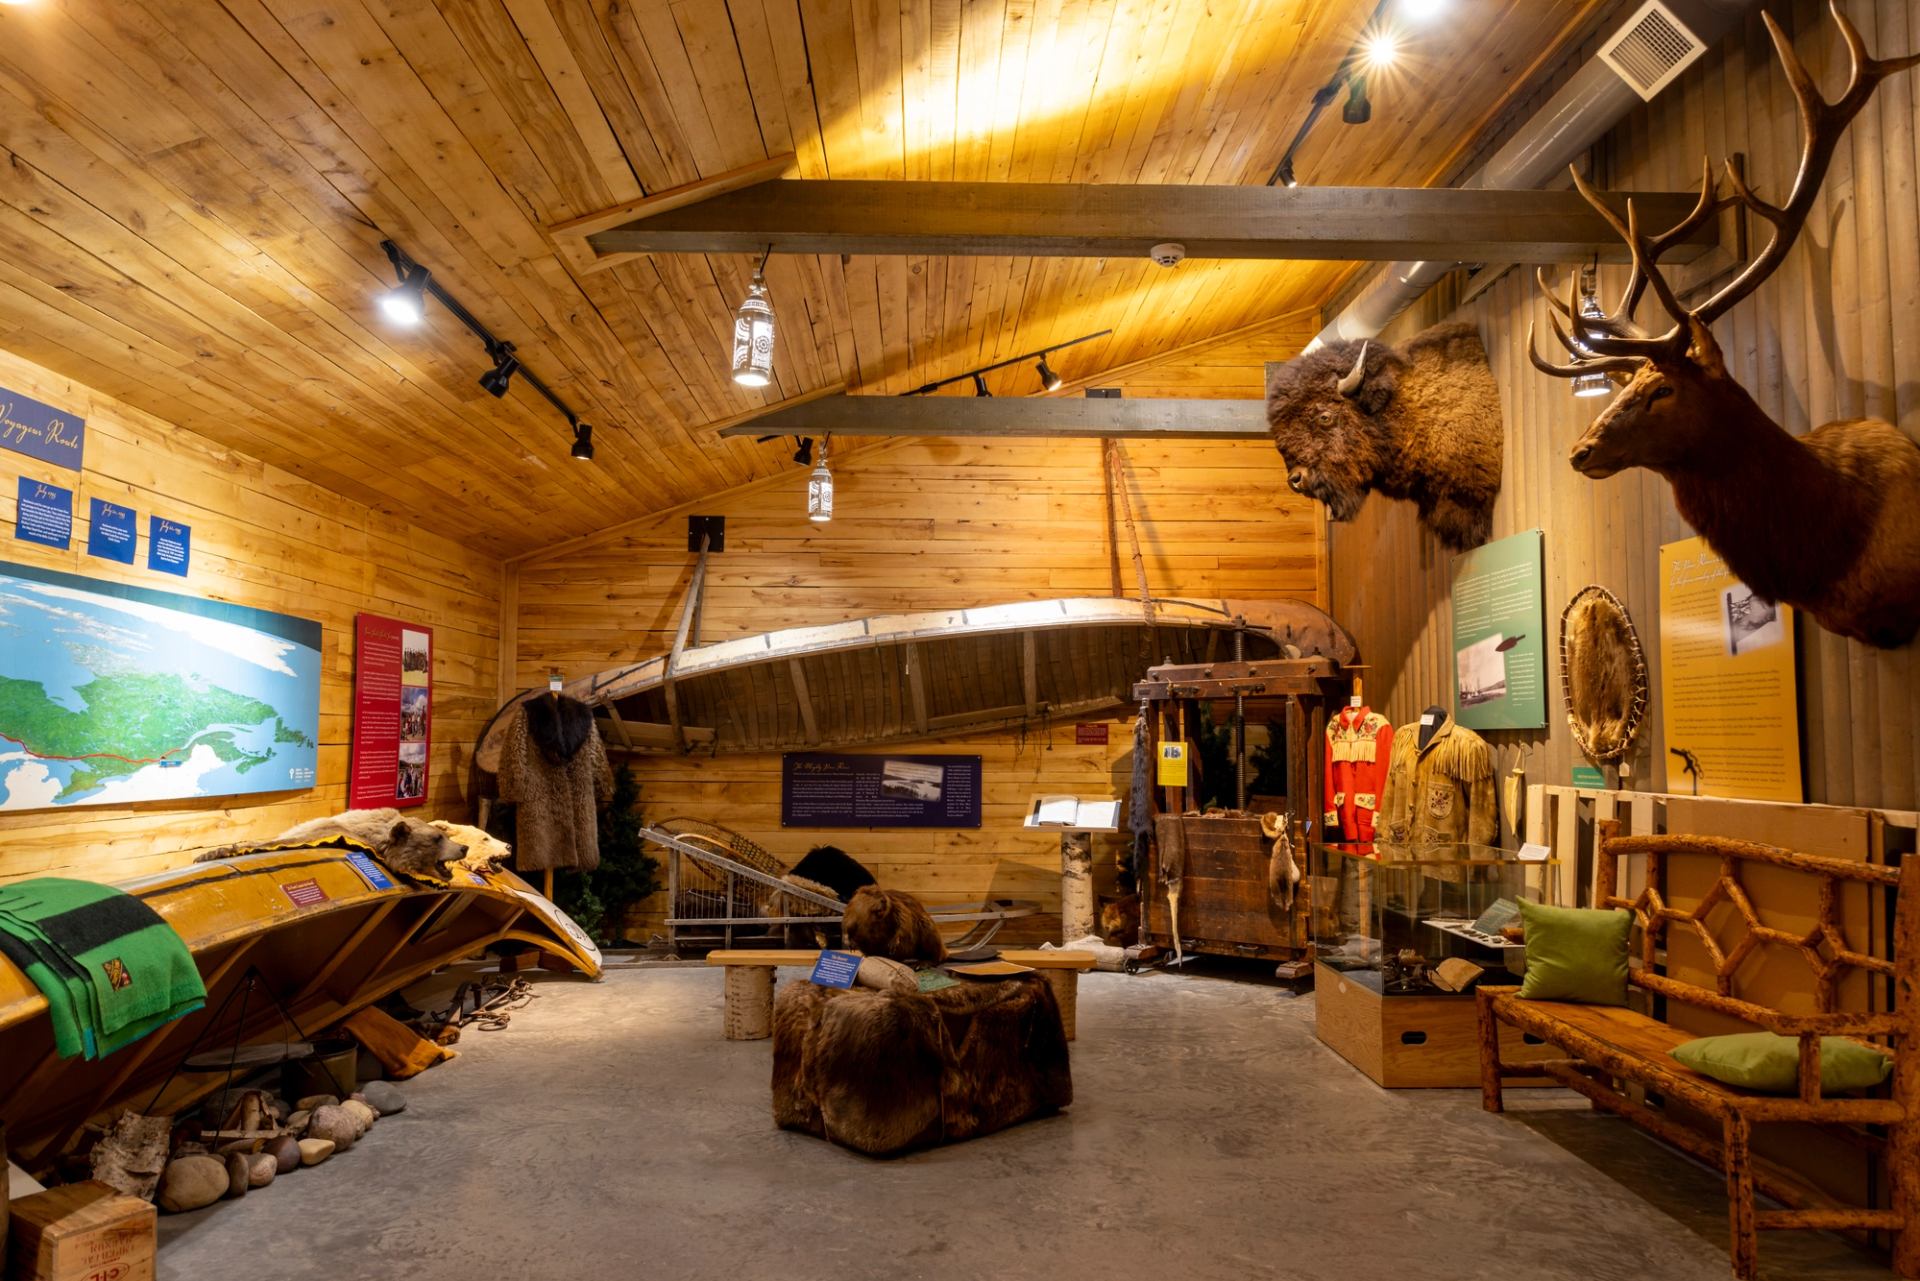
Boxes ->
[1362,30,1399,70]
[478,343,519,398]
[1267,1,1409,183]
[1275,159,1299,188]
[901,329,1111,397]
[1342,77,1373,124]
[807,436,834,524]
[1398,0,1448,21]
[731,245,776,388]
[1571,259,1615,399]
[376,239,600,462]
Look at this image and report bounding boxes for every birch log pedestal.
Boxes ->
[705,949,1099,1039]
[1033,819,1121,945]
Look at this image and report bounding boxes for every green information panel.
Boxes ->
[1571,765,1607,788]
[1451,529,1547,730]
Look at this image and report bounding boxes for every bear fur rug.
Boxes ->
[195,809,467,880]
[842,886,947,965]
[772,975,1072,1156]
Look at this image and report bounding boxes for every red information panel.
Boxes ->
[350,613,432,809]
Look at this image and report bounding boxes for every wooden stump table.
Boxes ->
[705,949,1098,1041]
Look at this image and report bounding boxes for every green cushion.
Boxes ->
[1670,1032,1892,1095]
[1516,899,1630,1006]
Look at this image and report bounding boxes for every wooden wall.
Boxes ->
[513,311,1325,938]
[1330,0,1920,815]
[0,346,502,884]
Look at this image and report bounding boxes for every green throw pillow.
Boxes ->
[1671,1032,1892,1094]
[1516,899,1630,1005]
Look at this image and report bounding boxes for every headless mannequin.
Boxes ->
[1417,704,1448,752]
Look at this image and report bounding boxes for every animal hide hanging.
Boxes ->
[1126,712,1152,891]
[1261,812,1300,913]
[1503,754,1526,840]
[1152,813,1189,964]
[524,693,594,763]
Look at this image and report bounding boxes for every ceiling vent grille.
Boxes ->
[1599,1,1708,101]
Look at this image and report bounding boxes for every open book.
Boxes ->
[1025,795,1121,829]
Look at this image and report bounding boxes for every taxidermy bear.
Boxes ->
[790,844,878,904]
[842,886,947,965]
[1265,322,1503,550]
[196,809,468,879]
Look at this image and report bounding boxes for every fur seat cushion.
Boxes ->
[772,976,1072,1156]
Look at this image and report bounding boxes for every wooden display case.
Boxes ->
[1315,961,1558,1088]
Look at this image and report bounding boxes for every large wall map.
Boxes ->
[0,559,320,813]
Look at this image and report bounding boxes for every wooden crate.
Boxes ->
[1314,962,1558,1088]
[7,1181,155,1281]
[1144,814,1302,960]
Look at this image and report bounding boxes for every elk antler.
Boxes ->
[1543,2,1919,367]
[1693,3,1920,325]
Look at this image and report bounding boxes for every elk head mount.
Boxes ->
[1532,2,1920,649]
[1266,322,1503,550]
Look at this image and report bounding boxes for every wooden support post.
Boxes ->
[665,537,712,752]
[1725,1112,1758,1281]
[1891,856,1920,1278]
[723,966,775,1041]
[1060,830,1094,943]
[1476,988,1506,1113]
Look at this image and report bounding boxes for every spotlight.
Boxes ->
[973,374,991,397]
[379,263,429,326]
[1399,0,1447,21]
[478,345,519,398]
[1362,31,1398,69]
[792,436,814,466]
[1572,261,1615,400]
[570,422,595,461]
[1342,77,1372,125]
[1277,159,1299,188]
[1035,357,1062,393]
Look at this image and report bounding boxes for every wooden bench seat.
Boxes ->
[1477,826,1919,1281]
[705,949,1097,1042]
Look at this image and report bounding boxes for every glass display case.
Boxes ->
[1310,841,1560,998]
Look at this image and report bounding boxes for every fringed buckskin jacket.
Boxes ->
[1324,706,1394,842]
[1378,711,1497,852]
[496,693,613,872]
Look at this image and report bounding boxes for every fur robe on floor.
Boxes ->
[772,976,1072,1156]
[495,694,613,871]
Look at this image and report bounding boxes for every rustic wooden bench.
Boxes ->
[1477,825,1919,1280]
[705,949,1097,1042]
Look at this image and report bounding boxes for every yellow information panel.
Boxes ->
[1657,536,1802,802]
[1156,741,1189,787]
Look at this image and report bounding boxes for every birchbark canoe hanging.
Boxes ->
[478,595,1355,763]
[0,847,600,1173]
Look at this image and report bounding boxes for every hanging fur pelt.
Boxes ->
[1261,812,1300,914]
[1565,594,1638,752]
[1125,713,1152,892]
[1153,813,1188,964]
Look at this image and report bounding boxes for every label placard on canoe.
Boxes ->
[810,950,861,989]
[281,878,329,908]
[345,851,395,891]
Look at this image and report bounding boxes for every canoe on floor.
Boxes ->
[0,847,599,1172]
[479,595,1353,761]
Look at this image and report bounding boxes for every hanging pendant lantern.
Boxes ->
[731,249,776,388]
[807,438,833,524]
[1571,260,1613,399]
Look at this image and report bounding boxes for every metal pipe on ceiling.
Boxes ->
[1308,0,1764,350]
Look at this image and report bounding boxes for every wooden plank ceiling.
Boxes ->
[0,0,1620,557]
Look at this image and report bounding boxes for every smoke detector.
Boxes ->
[1149,242,1186,268]
[1599,1,1707,102]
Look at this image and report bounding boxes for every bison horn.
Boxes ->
[1335,342,1369,397]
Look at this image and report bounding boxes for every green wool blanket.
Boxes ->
[0,878,205,1061]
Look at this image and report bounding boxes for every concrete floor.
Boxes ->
[157,964,1895,1281]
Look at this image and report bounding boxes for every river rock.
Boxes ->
[294,1094,339,1113]
[266,1135,302,1174]
[360,1081,406,1116]
[224,1153,251,1199]
[157,1155,228,1213]
[297,1138,335,1167]
[305,1105,358,1152]
[287,1110,311,1134]
[340,1099,377,1136]
[248,1154,278,1188]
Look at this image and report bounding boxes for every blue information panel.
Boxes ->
[345,850,396,892]
[781,752,983,829]
[87,497,136,564]
[0,386,84,470]
[147,515,190,577]
[14,477,72,549]
[810,949,861,989]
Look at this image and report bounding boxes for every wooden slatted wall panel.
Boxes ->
[1330,0,1920,814]
[0,346,501,884]
[514,313,1323,936]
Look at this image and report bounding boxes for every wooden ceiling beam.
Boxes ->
[717,394,1267,440]
[584,181,1716,265]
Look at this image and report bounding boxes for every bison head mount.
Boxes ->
[1265,322,1503,550]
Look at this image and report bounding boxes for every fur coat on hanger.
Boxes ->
[495,694,613,871]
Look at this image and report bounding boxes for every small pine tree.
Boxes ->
[550,764,660,946]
